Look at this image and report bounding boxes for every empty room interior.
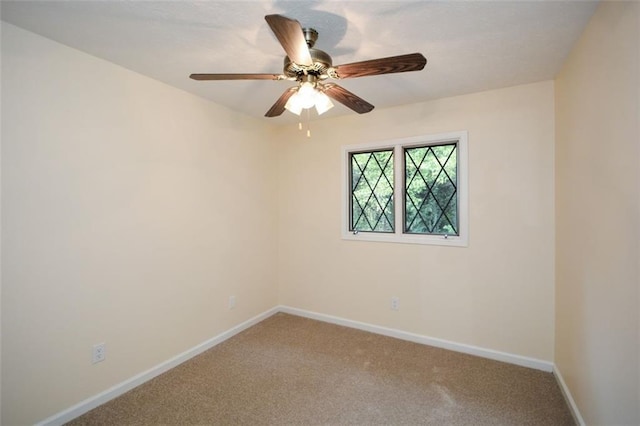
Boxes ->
[1,1,638,425]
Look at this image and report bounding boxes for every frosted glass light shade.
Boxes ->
[284,94,303,115]
[315,92,334,115]
[297,82,317,109]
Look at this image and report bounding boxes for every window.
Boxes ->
[342,131,468,246]
[350,149,394,233]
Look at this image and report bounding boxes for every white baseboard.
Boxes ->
[278,305,554,372]
[553,364,585,426]
[36,306,279,426]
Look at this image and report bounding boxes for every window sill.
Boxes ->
[341,231,468,247]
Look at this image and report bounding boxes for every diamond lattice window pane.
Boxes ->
[350,150,394,232]
[405,144,458,235]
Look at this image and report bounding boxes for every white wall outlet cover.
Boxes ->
[391,297,400,311]
[92,343,106,364]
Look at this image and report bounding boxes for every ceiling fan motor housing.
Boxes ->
[283,28,332,79]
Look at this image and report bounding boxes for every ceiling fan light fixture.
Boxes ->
[285,79,334,116]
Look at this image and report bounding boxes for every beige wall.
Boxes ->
[277,81,556,362]
[1,23,279,425]
[555,1,640,425]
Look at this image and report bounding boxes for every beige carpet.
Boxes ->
[68,313,574,425]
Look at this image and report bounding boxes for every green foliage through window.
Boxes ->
[350,150,394,232]
[405,144,458,235]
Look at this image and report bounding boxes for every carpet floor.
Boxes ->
[67,313,574,425]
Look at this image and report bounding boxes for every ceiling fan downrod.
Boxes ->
[302,28,318,48]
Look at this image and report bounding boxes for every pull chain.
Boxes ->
[296,110,312,138]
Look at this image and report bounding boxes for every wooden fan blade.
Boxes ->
[331,53,427,79]
[322,83,374,114]
[265,87,298,117]
[265,14,312,66]
[190,73,283,81]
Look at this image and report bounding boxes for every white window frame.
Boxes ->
[341,131,468,247]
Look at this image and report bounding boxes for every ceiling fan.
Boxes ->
[190,14,427,118]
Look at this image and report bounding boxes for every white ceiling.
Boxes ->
[1,1,598,123]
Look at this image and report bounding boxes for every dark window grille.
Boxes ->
[350,150,394,232]
[404,143,458,235]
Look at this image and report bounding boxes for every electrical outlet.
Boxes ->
[391,297,400,311]
[228,295,236,310]
[92,343,106,364]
